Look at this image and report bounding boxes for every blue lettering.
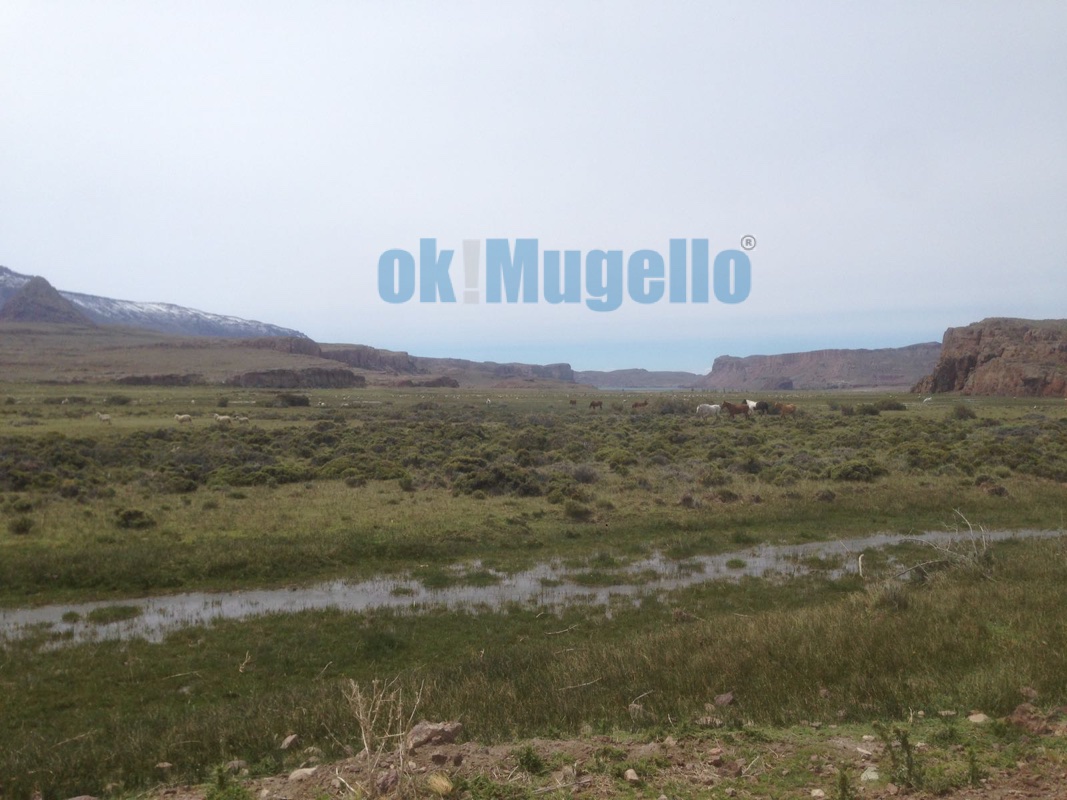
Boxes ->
[419,239,456,302]
[378,249,415,303]
[486,238,538,302]
[544,250,581,303]
[713,249,752,303]
[627,249,664,304]
[585,250,623,312]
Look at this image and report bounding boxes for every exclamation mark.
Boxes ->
[463,239,480,304]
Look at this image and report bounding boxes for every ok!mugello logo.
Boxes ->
[377,237,755,311]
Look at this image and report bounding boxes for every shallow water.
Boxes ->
[1,529,1061,645]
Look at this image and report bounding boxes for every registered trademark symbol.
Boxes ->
[741,235,757,251]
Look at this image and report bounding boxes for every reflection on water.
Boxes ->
[2,529,1061,645]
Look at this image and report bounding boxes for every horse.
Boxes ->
[632,400,649,410]
[589,400,603,410]
[743,399,758,411]
[721,401,750,418]
[569,398,577,406]
[696,403,721,417]
[773,402,797,416]
[754,400,770,415]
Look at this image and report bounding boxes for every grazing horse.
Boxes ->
[696,403,721,417]
[754,400,770,415]
[632,400,649,410]
[589,400,603,410]
[773,402,797,416]
[743,399,758,411]
[721,401,750,418]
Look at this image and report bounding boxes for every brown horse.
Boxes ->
[632,400,649,410]
[774,402,797,416]
[721,401,750,418]
[569,398,577,406]
[589,400,603,410]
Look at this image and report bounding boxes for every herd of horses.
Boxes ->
[698,399,796,418]
[581,397,796,417]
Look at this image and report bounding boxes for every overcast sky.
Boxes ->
[2,2,1064,373]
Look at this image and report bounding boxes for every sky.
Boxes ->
[1,2,1065,374]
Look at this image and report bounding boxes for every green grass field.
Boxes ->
[1,385,1066,798]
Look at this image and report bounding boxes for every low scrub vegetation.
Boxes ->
[0,386,1065,797]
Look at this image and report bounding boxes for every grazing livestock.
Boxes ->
[569,398,577,406]
[174,414,193,424]
[696,403,721,417]
[773,402,797,416]
[632,400,650,410]
[213,413,233,425]
[96,412,111,424]
[754,400,770,415]
[589,400,603,410]
[235,415,250,424]
[721,401,750,418]
[744,399,758,411]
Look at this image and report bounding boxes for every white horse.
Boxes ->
[696,403,721,417]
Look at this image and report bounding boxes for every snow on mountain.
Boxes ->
[0,265,308,339]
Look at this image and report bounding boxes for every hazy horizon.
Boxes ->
[3,3,1064,373]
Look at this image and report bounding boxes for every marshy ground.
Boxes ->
[1,386,1065,798]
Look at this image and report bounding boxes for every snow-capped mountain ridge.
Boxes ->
[0,266,308,339]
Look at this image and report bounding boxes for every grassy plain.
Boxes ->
[1,384,1066,798]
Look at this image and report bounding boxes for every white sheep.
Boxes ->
[213,413,232,425]
[235,415,250,423]
[174,414,193,424]
[96,411,112,424]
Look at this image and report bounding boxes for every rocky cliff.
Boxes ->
[913,318,1067,397]
[698,343,941,391]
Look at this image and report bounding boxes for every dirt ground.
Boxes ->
[151,718,1067,800]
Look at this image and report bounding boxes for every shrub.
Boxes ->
[114,508,156,529]
[274,393,310,407]
[952,403,977,420]
[830,461,884,482]
[8,516,34,536]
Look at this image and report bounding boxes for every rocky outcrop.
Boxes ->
[414,358,575,383]
[698,343,941,391]
[321,344,418,373]
[913,318,1067,397]
[241,337,323,358]
[0,275,95,325]
[226,368,366,389]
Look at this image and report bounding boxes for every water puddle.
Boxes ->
[2,529,1061,646]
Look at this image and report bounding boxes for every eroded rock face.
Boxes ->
[698,343,941,391]
[913,318,1067,397]
[225,367,366,389]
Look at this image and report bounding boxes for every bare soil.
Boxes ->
[151,725,1067,800]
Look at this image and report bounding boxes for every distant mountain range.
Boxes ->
[8,265,1055,396]
[0,265,306,339]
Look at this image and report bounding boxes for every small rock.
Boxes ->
[886,782,900,795]
[376,769,400,794]
[811,790,827,799]
[280,733,299,750]
[968,713,991,724]
[1021,686,1039,700]
[724,789,737,798]
[714,691,735,707]
[624,768,640,784]
[155,762,173,770]
[861,734,875,742]
[856,747,873,757]
[288,767,317,781]
[407,720,463,749]
[860,766,880,782]
[225,760,248,774]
